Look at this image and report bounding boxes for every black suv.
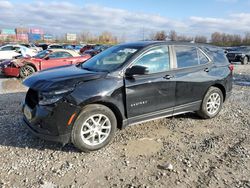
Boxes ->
[22,41,233,152]
[226,46,250,64]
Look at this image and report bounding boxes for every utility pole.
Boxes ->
[142,26,145,41]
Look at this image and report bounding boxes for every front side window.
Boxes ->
[58,52,73,58]
[34,50,50,59]
[132,46,170,74]
[48,52,71,59]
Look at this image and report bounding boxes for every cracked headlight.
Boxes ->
[39,87,74,106]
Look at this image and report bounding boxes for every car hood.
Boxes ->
[23,65,107,92]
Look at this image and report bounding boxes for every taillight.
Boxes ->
[229,64,234,72]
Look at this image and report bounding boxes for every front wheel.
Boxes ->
[71,104,117,152]
[197,87,224,119]
[19,65,35,78]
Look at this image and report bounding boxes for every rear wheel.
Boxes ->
[241,56,248,65]
[20,65,35,78]
[71,104,117,152]
[197,87,224,119]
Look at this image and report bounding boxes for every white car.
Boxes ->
[21,43,43,52]
[0,44,38,60]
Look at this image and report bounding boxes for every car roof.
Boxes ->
[1,44,28,48]
[118,41,220,49]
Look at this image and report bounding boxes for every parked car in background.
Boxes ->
[21,43,43,53]
[22,41,233,152]
[0,44,37,61]
[2,49,91,78]
[83,45,111,57]
[48,44,63,49]
[62,44,84,53]
[226,46,250,64]
[37,43,49,50]
[80,44,95,54]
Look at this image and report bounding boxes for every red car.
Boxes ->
[2,49,91,78]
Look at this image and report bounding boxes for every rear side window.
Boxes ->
[174,46,210,68]
[198,50,209,65]
[175,46,199,68]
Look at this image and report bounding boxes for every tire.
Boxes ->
[241,56,248,65]
[71,104,117,152]
[197,87,224,119]
[19,65,35,78]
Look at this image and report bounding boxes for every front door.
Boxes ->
[125,45,175,122]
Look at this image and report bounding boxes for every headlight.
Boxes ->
[39,87,74,106]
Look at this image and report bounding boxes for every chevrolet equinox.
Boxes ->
[22,41,233,152]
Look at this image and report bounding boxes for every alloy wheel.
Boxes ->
[20,66,34,77]
[206,93,221,115]
[80,114,111,146]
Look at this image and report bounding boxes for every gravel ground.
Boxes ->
[0,65,249,188]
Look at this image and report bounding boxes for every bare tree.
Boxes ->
[194,35,207,43]
[98,31,118,44]
[211,32,242,46]
[243,32,250,45]
[169,30,178,41]
[151,31,167,41]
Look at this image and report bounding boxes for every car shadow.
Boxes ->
[171,112,201,120]
[0,92,80,153]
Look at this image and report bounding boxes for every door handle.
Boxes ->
[164,75,174,80]
[204,68,210,72]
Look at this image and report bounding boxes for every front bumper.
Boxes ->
[2,67,20,77]
[23,117,71,144]
[22,101,80,144]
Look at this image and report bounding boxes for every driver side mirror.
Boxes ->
[44,56,50,60]
[125,65,148,77]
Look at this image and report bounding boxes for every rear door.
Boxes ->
[41,51,73,69]
[124,45,176,121]
[172,45,213,113]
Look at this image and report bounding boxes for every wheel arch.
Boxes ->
[211,83,226,102]
[93,101,124,130]
[23,63,37,72]
[77,97,125,130]
[246,55,250,61]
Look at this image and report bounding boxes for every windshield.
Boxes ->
[34,50,50,58]
[81,45,141,72]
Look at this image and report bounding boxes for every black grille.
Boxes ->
[26,89,39,109]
